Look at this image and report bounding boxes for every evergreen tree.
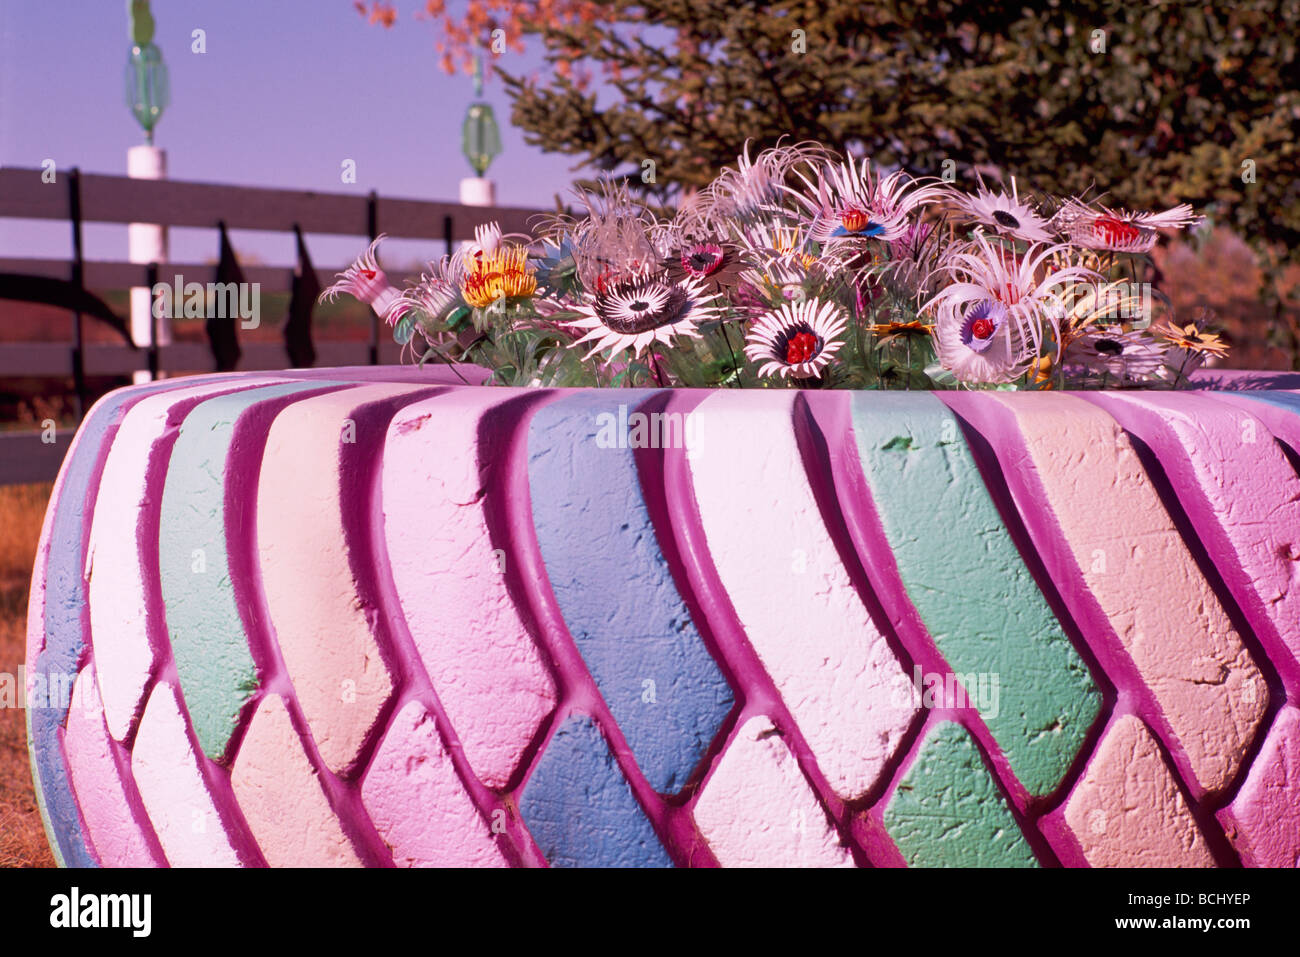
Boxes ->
[365,1,1300,358]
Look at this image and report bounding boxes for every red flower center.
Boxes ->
[786,331,819,364]
[360,268,377,280]
[682,245,724,277]
[1094,215,1140,245]
[970,317,995,340]
[840,208,870,233]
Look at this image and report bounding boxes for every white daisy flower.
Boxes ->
[1065,327,1169,381]
[925,233,1099,383]
[565,273,717,360]
[391,256,463,326]
[319,234,403,320]
[955,178,1054,243]
[744,297,848,380]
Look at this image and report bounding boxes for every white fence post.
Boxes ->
[127,144,169,383]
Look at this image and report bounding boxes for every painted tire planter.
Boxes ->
[25,366,1300,868]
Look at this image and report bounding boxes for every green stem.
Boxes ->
[421,337,471,385]
[718,319,741,387]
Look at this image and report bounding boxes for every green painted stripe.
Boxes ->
[884,721,1038,867]
[850,392,1099,796]
[159,383,331,760]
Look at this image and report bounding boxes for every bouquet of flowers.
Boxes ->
[322,142,1221,389]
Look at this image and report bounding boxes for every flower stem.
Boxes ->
[718,320,741,387]
[419,337,470,385]
[648,346,667,388]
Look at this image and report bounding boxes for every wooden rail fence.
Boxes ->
[0,165,547,483]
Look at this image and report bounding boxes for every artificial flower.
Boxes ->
[744,297,848,379]
[390,255,464,328]
[661,240,746,296]
[869,318,932,345]
[955,178,1054,243]
[565,273,717,360]
[319,234,403,320]
[1055,199,1201,254]
[681,139,825,234]
[1156,322,1229,359]
[565,181,662,291]
[1064,327,1169,381]
[786,152,944,243]
[924,234,1098,381]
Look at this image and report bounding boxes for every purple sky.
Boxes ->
[0,0,590,268]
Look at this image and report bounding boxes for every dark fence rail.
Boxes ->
[0,167,544,236]
[0,165,549,483]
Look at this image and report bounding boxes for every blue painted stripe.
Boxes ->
[519,715,673,867]
[32,378,204,867]
[1232,391,1300,417]
[527,391,733,794]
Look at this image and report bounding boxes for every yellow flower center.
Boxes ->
[461,246,537,308]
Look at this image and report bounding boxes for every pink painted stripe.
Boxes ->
[652,391,869,864]
[255,384,426,774]
[211,381,403,866]
[61,664,158,866]
[382,390,558,789]
[469,389,698,866]
[1217,705,1300,868]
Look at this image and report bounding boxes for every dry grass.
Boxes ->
[0,482,57,868]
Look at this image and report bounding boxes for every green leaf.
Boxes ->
[392,314,416,345]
